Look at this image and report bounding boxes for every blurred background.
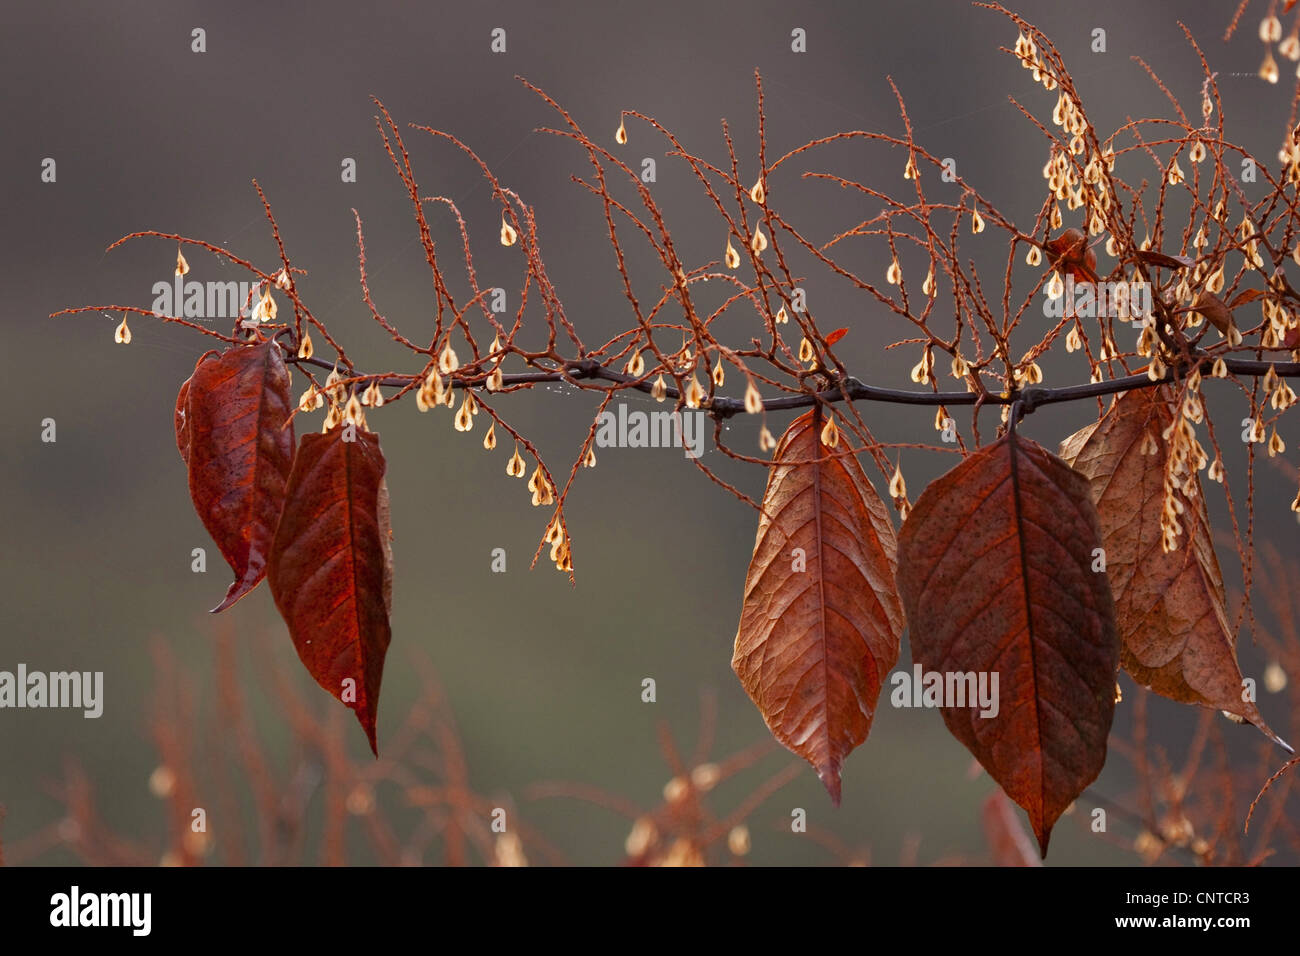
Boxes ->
[2,0,1298,865]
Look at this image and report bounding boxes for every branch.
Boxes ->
[290,352,1300,421]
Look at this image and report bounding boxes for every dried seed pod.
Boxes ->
[483,422,496,450]
[725,237,740,269]
[500,213,518,247]
[529,465,553,506]
[909,348,932,384]
[326,363,345,402]
[744,381,762,414]
[615,117,627,145]
[297,331,314,359]
[888,462,907,499]
[114,316,131,344]
[819,416,839,448]
[175,249,189,277]
[1261,49,1280,84]
[749,178,765,204]
[428,370,447,406]
[439,343,460,374]
[1047,270,1064,299]
[651,374,667,402]
[299,385,321,413]
[507,444,526,477]
[344,391,364,426]
[685,375,705,409]
[454,395,474,432]
[256,289,277,322]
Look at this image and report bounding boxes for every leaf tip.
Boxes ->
[1036,829,1051,860]
[1265,726,1295,756]
[1239,703,1294,754]
[818,766,843,807]
[210,579,256,614]
[357,706,380,757]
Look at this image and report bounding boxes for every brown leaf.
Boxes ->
[1191,291,1233,335]
[982,790,1043,867]
[183,342,295,612]
[268,425,392,755]
[1060,388,1288,749]
[1227,288,1267,308]
[732,409,904,804]
[1136,249,1194,270]
[895,432,1119,856]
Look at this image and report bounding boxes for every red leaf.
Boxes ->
[824,327,849,346]
[183,342,295,612]
[268,426,393,755]
[732,410,904,804]
[895,432,1119,856]
[1044,228,1099,283]
[175,380,191,464]
[1060,388,1288,749]
[174,349,219,465]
